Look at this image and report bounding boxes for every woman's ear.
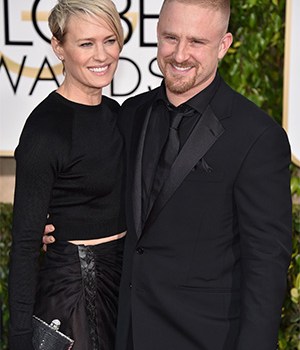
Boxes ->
[51,36,64,61]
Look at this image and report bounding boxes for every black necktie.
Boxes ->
[162,109,185,170]
[145,107,192,220]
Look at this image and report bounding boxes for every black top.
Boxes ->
[9,91,126,349]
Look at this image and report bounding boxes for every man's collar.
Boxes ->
[155,72,221,114]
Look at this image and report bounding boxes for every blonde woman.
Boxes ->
[8,1,126,349]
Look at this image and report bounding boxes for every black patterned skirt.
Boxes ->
[34,237,124,350]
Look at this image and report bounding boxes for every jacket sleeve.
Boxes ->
[234,124,292,350]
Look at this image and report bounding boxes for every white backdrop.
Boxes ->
[0,0,162,154]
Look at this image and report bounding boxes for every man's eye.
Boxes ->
[166,36,177,41]
[191,39,206,46]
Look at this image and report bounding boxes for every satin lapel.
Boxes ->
[131,102,153,239]
[146,105,225,226]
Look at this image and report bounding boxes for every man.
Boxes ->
[45,0,292,349]
[115,1,292,349]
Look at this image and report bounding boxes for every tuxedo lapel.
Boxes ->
[145,105,225,226]
[131,101,153,239]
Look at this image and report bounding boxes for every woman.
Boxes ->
[8,1,126,349]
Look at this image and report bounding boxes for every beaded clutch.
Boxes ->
[32,315,74,350]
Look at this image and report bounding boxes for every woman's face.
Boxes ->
[52,13,120,99]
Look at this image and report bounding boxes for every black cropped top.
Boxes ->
[9,91,126,349]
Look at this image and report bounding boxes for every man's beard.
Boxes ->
[165,74,197,94]
[163,60,198,95]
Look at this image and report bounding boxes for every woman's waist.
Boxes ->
[41,235,125,267]
[48,216,126,241]
[68,230,126,246]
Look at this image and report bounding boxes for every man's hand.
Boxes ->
[42,224,56,251]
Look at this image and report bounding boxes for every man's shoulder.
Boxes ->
[121,86,161,110]
[216,78,275,122]
[102,95,120,112]
[215,78,285,145]
[117,87,161,136]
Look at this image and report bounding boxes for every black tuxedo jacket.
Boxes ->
[116,77,292,350]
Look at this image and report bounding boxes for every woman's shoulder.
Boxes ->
[27,91,74,127]
[17,92,73,159]
[102,95,120,113]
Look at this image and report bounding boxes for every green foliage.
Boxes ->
[0,203,12,350]
[279,166,300,350]
[219,0,285,123]
[279,202,300,350]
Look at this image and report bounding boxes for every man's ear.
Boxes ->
[218,32,233,60]
[51,36,64,61]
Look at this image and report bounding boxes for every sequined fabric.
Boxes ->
[78,245,99,350]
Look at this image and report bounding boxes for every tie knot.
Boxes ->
[169,106,194,130]
[169,111,184,130]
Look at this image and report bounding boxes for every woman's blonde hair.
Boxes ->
[48,0,124,50]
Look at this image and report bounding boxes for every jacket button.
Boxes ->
[136,247,144,255]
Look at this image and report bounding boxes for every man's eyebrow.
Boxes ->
[186,35,209,43]
[160,30,209,43]
[160,30,176,37]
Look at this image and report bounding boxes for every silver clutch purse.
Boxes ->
[32,315,74,350]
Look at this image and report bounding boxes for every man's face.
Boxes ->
[157,1,232,105]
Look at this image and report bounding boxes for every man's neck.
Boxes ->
[166,74,217,107]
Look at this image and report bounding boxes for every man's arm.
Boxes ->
[234,124,292,350]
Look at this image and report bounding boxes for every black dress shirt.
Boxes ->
[142,73,221,222]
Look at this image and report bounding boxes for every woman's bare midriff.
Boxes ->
[68,230,126,246]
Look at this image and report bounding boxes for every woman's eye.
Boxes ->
[106,38,117,45]
[80,42,92,47]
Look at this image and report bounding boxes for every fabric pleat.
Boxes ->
[34,237,124,350]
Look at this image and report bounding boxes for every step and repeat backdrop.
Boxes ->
[0,0,162,154]
[0,0,299,166]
